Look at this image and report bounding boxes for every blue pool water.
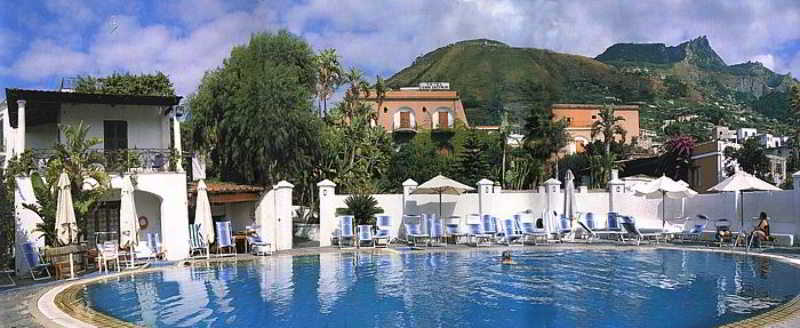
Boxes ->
[82,249,800,327]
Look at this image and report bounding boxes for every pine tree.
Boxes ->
[456,130,489,186]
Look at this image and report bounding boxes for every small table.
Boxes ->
[45,245,88,280]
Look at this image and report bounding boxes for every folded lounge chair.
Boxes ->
[516,215,548,245]
[482,215,498,241]
[188,224,209,258]
[500,218,523,246]
[338,216,356,249]
[22,242,51,280]
[215,221,236,257]
[357,225,375,248]
[374,215,393,248]
[620,216,663,246]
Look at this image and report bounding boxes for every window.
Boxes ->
[104,121,128,150]
[438,112,449,128]
[86,201,121,248]
[383,107,388,113]
[422,107,427,113]
[591,115,597,119]
[399,111,411,129]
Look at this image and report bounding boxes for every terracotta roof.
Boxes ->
[552,104,640,110]
[188,181,265,194]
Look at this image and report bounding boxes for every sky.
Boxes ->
[1,0,799,101]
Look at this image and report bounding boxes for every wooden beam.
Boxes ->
[209,193,259,204]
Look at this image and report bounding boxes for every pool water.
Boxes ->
[82,249,800,328]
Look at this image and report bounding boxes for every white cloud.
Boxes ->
[5,0,800,96]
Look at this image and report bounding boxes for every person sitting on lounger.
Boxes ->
[501,251,516,265]
[750,212,771,247]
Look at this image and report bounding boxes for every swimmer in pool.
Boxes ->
[501,251,516,265]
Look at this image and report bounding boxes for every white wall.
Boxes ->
[134,190,162,242]
[133,172,189,261]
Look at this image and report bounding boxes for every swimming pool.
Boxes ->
[80,249,800,327]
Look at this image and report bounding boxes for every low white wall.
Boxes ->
[294,223,320,241]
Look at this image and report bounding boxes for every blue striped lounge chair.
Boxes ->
[500,218,523,246]
[481,215,498,242]
[338,216,356,249]
[596,212,624,241]
[22,242,51,280]
[427,216,445,247]
[515,215,547,245]
[357,225,375,248]
[558,215,573,242]
[620,216,662,246]
[576,212,598,241]
[245,225,272,256]
[404,214,429,248]
[188,224,208,258]
[374,215,393,248]
[215,221,236,257]
[445,217,466,245]
[676,215,709,242]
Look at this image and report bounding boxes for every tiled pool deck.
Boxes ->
[5,243,800,328]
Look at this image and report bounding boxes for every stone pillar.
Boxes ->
[172,115,183,172]
[493,181,502,194]
[402,179,418,217]
[543,178,561,236]
[274,181,294,251]
[793,171,800,245]
[477,178,494,217]
[16,100,25,155]
[317,179,336,247]
[608,169,625,213]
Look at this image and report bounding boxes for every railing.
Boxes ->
[30,148,180,173]
[393,120,417,132]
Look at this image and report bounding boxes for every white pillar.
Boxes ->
[477,178,494,217]
[792,171,800,245]
[402,179,418,217]
[317,179,336,247]
[15,100,25,155]
[172,116,183,172]
[544,178,561,236]
[274,181,294,251]
[608,169,625,213]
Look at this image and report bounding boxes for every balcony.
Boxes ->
[29,148,182,174]
[392,121,417,134]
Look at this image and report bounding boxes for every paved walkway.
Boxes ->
[3,244,800,328]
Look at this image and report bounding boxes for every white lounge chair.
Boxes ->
[482,215,498,242]
[404,214,429,248]
[445,216,466,245]
[516,215,548,245]
[246,225,272,256]
[188,224,209,258]
[357,225,375,248]
[675,215,709,242]
[215,221,236,257]
[98,241,121,273]
[338,216,356,249]
[22,242,51,280]
[620,216,663,246]
[595,212,624,241]
[427,216,445,247]
[374,215,393,248]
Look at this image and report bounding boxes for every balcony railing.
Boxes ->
[30,148,180,173]
[392,120,417,133]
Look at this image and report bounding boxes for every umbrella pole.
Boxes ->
[439,192,443,219]
[662,191,666,230]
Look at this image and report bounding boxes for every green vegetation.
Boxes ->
[725,138,771,181]
[343,194,383,226]
[75,72,176,96]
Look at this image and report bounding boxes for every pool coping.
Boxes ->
[33,245,800,328]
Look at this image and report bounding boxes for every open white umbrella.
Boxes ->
[634,175,697,229]
[120,175,139,267]
[707,169,781,232]
[411,175,475,218]
[195,179,215,258]
[55,172,77,246]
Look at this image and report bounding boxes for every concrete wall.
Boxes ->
[255,181,294,252]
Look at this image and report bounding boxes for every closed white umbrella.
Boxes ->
[55,172,77,246]
[707,169,781,231]
[411,175,475,218]
[634,175,697,229]
[120,175,139,267]
[195,179,214,258]
[562,170,578,240]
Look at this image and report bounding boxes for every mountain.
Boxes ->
[386,37,797,137]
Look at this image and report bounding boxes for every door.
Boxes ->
[104,120,128,150]
[438,112,449,128]
[86,201,121,248]
[399,111,410,129]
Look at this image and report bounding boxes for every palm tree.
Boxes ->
[342,67,370,123]
[315,49,343,118]
[523,110,568,181]
[591,105,626,155]
[499,112,512,187]
[373,75,388,125]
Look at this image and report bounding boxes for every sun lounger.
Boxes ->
[620,216,663,246]
[245,225,272,255]
[595,212,624,241]
[374,215,393,248]
[338,216,356,249]
[427,216,445,247]
[577,212,598,241]
[215,221,236,257]
[557,215,574,242]
[500,218,523,246]
[22,242,51,280]
[404,221,429,248]
[481,215,498,242]
[516,215,548,245]
[133,241,157,264]
[357,225,375,248]
[445,217,466,245]
[675,215,709,242]
[467,223,492,247]
[713,218,735,247]
[188,224,209,258]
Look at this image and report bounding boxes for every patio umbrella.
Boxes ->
[411,175,475,219]
[707,169,781,231]
[195,179,215,259]
[562,170,578,240]
[634,175,697,229]
[55,172,77,246]
[120,175,139,267]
